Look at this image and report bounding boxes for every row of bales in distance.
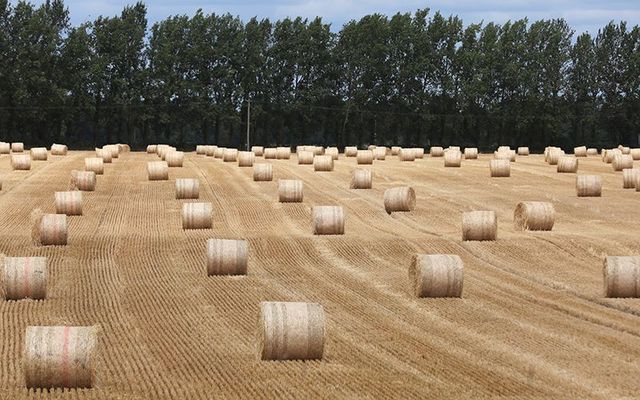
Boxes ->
[1,140,640,390]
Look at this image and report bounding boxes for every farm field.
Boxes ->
[1,150,640,399]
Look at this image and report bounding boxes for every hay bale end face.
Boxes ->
[313,155,334,172]
[576,175,602,197]
[462,210,497,241]
[357,150,374,165]
[490,159,510,177]
[238,151,255,167]
[603,256,640,298]
[207,239,248,275]
[24,325,99,389]
[175,179,200,199]
[182,203,213,229]
[253,163,273,182]
[147,161,169,181]
[259,301,325,361]
[312,206,345,235]
[31,210,68,246]
[384,186,416,214]
[55,191,83,216]
[70,171,96,191]
[557,156,578,173]
[514,202,555,231]
[409,254,463,298]
[278,180,303,203]
[3,257,47,300]
[350,169,372,189]
[11,155,31,170]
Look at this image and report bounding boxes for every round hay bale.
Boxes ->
[312,206,345,235]
[494,151,512,161]
[517,147,530,156]
[238,151,255,167]
[350,169,372,189]
[514,202,555,231]
[603,149,621,164]
[276,147,291,159]
[603,256,640,298]
[398,148,415,162]
[373,147,386,160]
[313,155,334,172]
[444,150,462,167]
[0,142,11,154]
[391,146,401,156]
[207,239,248,275]
[278,180,303,203]
[463,148,478,159]
[367,145,377,151]
[612,154,633,171]
[490,159,510,177]
[325,147,339,160]
[155,144,169,156]
[462,210,497,241]
[622,168,639,189]
[357,150,374,165]
[96,148,112,163]
[24,325,99,388]
[205,145,217,157]
[313,146,324,156]
[253,163,273,182]
[546,149,564,165]
[195,145,205,155]
[11,142,24,152]
[409,254,463,298]
[620,146,631,155]
[251,146,264,157]
[50,144,68,156]
[182,202,213,229]
[412,148,425,159]
[165,151,184,167]
[630,148,640,160]
[214,147,225,158]
[31,210,67,246]
[497,146,511,152]
[264,148,277,159]
[175,178,199,199]
[297,151,314,165]
[557,156,578,173]
[70,171,96,191]
[106,144,119,159]
[84,158,104,175]
[576,175,602,197]
[147,161,169,181]
[30,148,48,161]
[11,154,31,170]
[344,146,358,157]
[259,301,325,361]
[117,144,130,153]
[430,147,444,157]
[3,257,47,300]
[384,186,416,214]
[587,148,598,156]
[223,149,238,162]
[146,145,157,154]
[574,146,587,157]
[55,191,83,216]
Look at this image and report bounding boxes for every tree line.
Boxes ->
[0,0,639,151]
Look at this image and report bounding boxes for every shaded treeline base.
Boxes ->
[0,1,639,151]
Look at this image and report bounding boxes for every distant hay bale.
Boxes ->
[464,148,478,159]
[384,186,416,214]
[391,146,401,155]
[430,147,444,157]
[0,142,10,154]
[514,202,555,231]
[11,142,24,152]
[490,159,510,177]
[31,209,67,246]
[146,145,157,154]
[444,150,462,167]
[253,163,273,181]
[623,169,639,189]
[259,301,325,361]
[325,147,339,160]
[313,155,334,172]
[357,150,374,164]
[196,145,206,155]
[165,151,184,167]
[276,147,291,159]
[350,169,372,189]
[462,210,497,241]
[11,154,31,170]
[409,254,463,298]
[30,148,48,161]
[619,146,631,155]
[497,146,511,152]
[222,149,238,162]
[297,151,314,165]
[182,202,213,229]
[517,147,530,156]
[238,151,255,167]
[84,157,104,175]
[313,146,324,156]
[117,144,130,153]
[214,147,225,158]
[106,144,119,159]
[156,144,169,156]
[603,149,621,163]
[278,180,303,203]
[557,156,578,173]
[345,146,358,157]
[494,151,512,161]
[96,148,112,163]
[630,148,640,160]
[576,175,602,197]
[373,147,386,160]
[574,146,587,157]
[603,256,640,298]
[587,148,598,156]
[3,257,47,300]
[264,148,277,159]
[612,154,633,171]
[205,145,217,157]
[367,145,377,151]
[70,170,96,191]
[55,191,83,216]
[207,239,248,275]
[546,149,564,165]
[175,178,199,199]
[312,206,345,235]
[251,146,264,156]
[398,148,415,162]
[147,161,169,181]
[412,148,425,159]
[24,325,99,388]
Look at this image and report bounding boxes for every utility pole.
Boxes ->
[246,99,251,151]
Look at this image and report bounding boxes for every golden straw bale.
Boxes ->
[253,164,273,181]
[238,151,255,167]
[30,148,48,161]
[276,147,291,159]
[175,179,199,199]
[430,147,444,157]
[205,145,217,157]
[350,169,372,189]
[313,155,334,171]
[278,180,303,202]
[391,146,401,155]
[165,151,184,167]
[630,148,640,160]
[207,239,248,275]
[574,146,587,157]
[297,151,314,165]
[373,147,386,160]
[196,145,205,155]
[11,142,24,152]
[96,148,112,163]
[84,157,104,175]
[546,149,564,165]
[251,146,264,156]
[462,210,497,241]
[557,156,578,173]
[514,202,555,231]
[412,148,425,159]
[214,147,225,158]
[182,203,213,229]
[603,149,621,163]
[325,147,339,160]
[384,186,416,214]
[31,209,67,246]
[409,254,463,298]
[70,170,96,191]
[344,146,358,157]
[444,150,462,167]
[0,142,10,154]
[587,148,598,156]
[576,175,602,197]
[223,149,238,162]
[612,154,633,171]
[623,168,640,189]
[490,159,510,177]
[603,256,640,298]
[312,206,345,235]
[11,154,31,170]
[55,191,83,216]
[3,257,46,300]
[147,161,169,181]
[517,147,529,156]
[146,145,157,154]
[398,148,415,162]
[464,148,478,159]
[264,148,277,159]
[357,150,374,164]
[50,144,68,156]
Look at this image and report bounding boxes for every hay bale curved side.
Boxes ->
[181,203,213,229]
[384,186,416,214]
[462,210,497,241]
[409,254,463,298]
[350,169,372,189]
[514,202,555,231]
[175,179,200,199]
[253,164,273,182]
[576,175,601,197]
[603,256,640,298]
[207,239,248,275]
[278,180,303,203]
[54,191,83,216]
[312,206,345,235]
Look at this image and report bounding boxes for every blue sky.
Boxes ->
[27,0,640,33]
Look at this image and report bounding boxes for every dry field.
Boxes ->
[1,149,640,399]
